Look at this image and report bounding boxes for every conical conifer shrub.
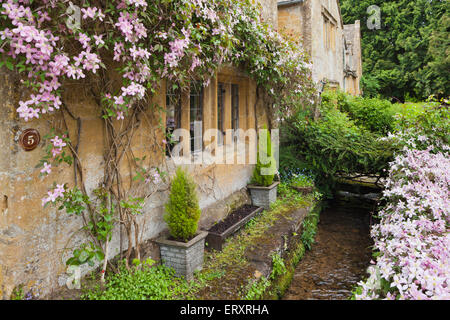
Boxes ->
[164,167,201,242]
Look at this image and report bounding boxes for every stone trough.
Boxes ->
[205,206,263,251]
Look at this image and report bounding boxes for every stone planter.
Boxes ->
[247,181,280,209]
[156,231,208,280]
[206,206,263,251]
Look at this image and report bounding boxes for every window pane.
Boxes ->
[231,84,239,132]
[166,83,181,155]
[190,81,203,152]
[217,83,225,145]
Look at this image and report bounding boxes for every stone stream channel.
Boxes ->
[283,195,377,300]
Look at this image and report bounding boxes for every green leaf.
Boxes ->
[78,250,89,263]
[66,257,80,266]
[5,60,14,71]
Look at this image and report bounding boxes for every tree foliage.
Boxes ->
[321,90,396,135]
[340,0,449,100]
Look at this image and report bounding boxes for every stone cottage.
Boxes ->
[0,2,278,299]
[277,0,362,94]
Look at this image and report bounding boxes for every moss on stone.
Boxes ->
[262,202,322,299]
[190,188,319,300]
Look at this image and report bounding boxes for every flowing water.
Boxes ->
[283,198,375,300]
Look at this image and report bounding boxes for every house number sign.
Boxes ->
[19,129,40,151]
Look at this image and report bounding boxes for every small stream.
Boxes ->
[283,197,375,300]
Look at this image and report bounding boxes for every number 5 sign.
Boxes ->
[19,129,41,151]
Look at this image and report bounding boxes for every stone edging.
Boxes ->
[247,181,280,190]
[155,231,208,248]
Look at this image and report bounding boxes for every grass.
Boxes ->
[289,174,314,189]
[262,201,322,299]
[390,101,438,121]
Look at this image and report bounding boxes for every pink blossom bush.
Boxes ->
[1,0,314,124]
[355,145,450,300]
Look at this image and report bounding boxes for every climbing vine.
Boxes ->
[0,0,315,279]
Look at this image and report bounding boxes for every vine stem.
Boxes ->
[101,237,109,282]
[101,191,112,282]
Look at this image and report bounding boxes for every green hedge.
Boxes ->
[321,90,395,135]
[281,94,397,197]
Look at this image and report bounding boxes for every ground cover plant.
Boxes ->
[82,259,192,300]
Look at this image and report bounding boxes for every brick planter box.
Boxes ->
[206,206,263,251]
[156,231,208,280]
[247,181,280,209]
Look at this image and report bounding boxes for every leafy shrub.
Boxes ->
[391,97,449,153]
[251,126,277,187]
[290,174,314,189]
[282,105,396,197]
[321,90,395,135]
[164,167,201,242]
[279,147,314,181]
[270,253,287,280]
[83,260,190,300]
[390,102,427,121]
[360,74,380,99]
[301,216,318,251]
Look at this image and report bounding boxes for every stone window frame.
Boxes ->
[161,80,206,158]
[216,72,251,145]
